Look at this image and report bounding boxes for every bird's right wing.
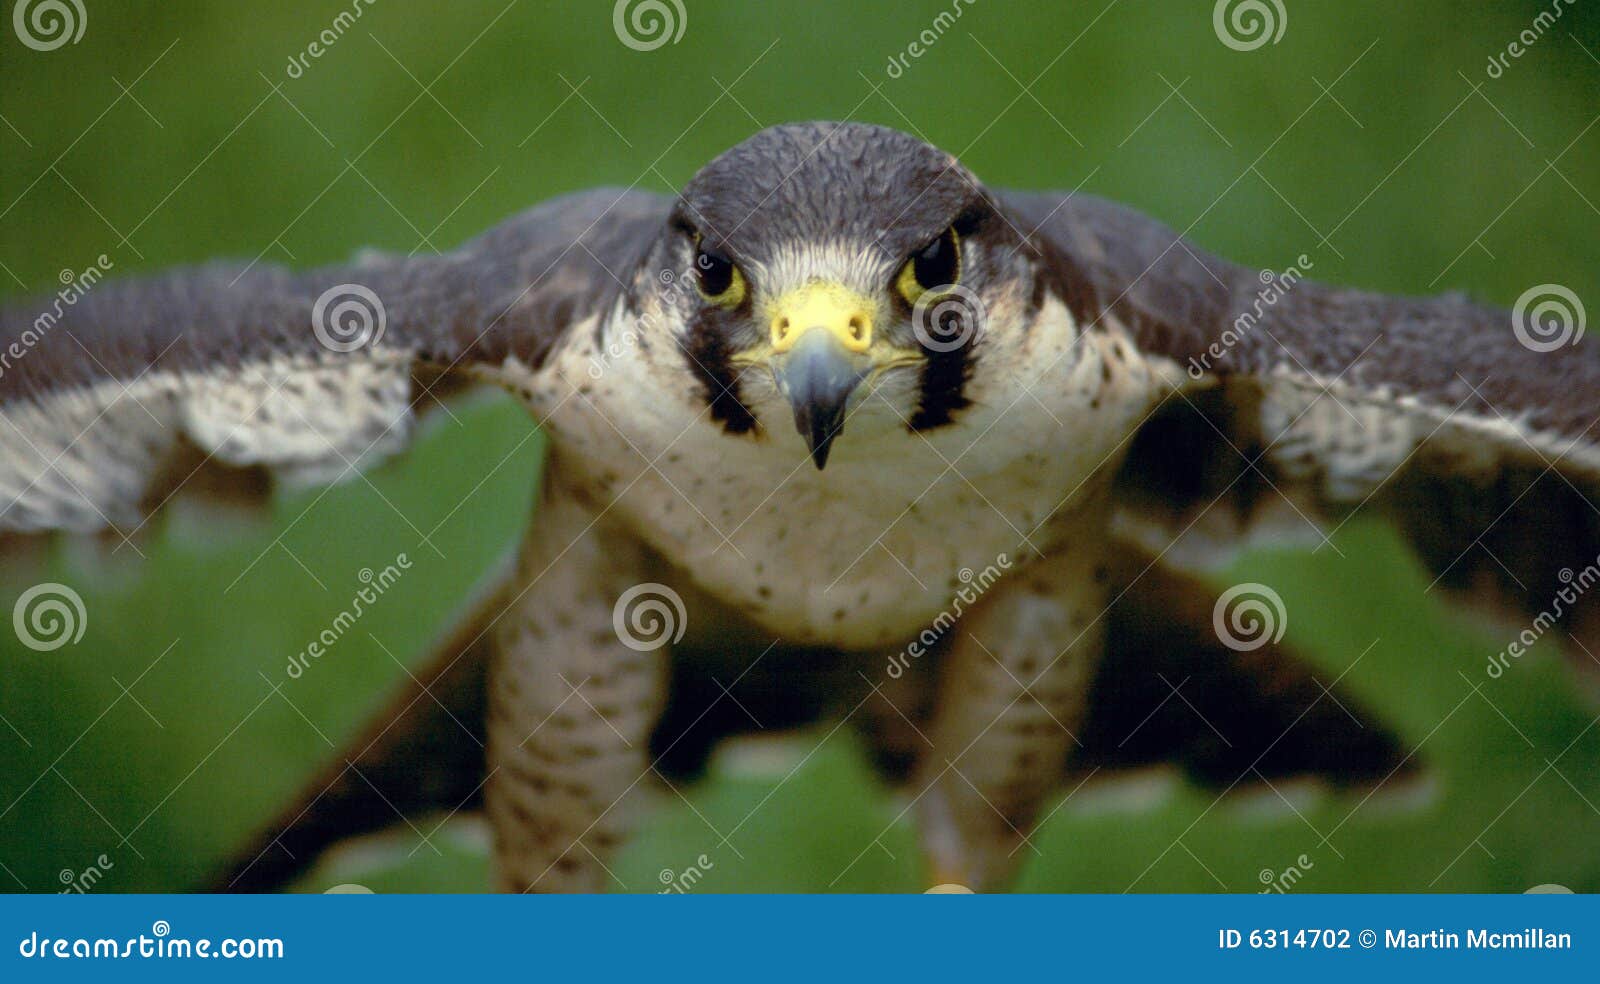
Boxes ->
[0,188,670,535]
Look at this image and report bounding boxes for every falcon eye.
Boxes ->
[895,227,961,304]
[694,244,746,306]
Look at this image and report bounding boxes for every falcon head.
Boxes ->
[647,122,1069,469]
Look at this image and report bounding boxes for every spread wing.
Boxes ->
[1005,189,1600,638]
[0,188,669,534]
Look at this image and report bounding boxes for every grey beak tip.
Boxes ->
[779,336,862,472]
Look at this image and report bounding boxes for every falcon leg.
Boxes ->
[485,478,669,892]
[911,535,1107,891]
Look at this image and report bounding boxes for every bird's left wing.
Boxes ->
[0,188,669,534]
[1004,190,1600,633]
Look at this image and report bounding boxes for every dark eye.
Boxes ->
[913,228,960,289]
[896,228,961,304]
[695,245,736,298]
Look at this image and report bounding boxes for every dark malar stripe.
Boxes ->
[909,345,972,431]
[680,320,760,435]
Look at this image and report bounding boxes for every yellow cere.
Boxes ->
[767,281,877,353]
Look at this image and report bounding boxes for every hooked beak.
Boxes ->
[769,283,875,470]
[776,330,866,469]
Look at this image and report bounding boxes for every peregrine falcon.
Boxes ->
[2,122,1597,892]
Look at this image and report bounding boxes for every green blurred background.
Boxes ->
[1,0,1598,893]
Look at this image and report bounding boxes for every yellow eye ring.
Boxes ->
[697,264,746,307]
[693,237,747,307]
[895,227,961,305]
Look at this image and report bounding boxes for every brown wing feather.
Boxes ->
[1006,188,1600,634]
[0,188,669,533]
